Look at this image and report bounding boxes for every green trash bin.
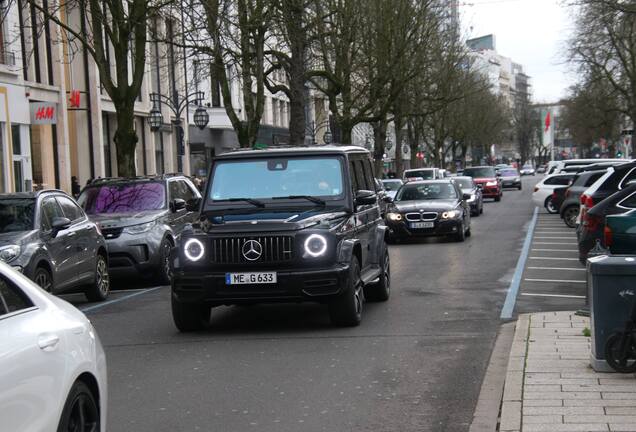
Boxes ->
[588,254,636,372]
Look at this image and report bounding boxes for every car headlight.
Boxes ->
[304,234,328,258]
[442,210,460,219]
[467,194,476,202]
[0,245,20,263]
[184,238,205,262]
[515,177,520,182]
[486,181,497,186]
[387,212,403,221]
[123,221,155,235]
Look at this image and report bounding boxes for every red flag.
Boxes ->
[544,111,551,132]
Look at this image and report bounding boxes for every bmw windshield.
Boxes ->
[209,157,345,204]
[79,182,167,214]
[0,199,35,232]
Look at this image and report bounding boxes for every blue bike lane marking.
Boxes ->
[500,206,538,319]
[80,286,164,314]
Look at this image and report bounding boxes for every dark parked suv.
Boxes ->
[0,190,109,300]
[171,146,390,331]
[78,175,201,283]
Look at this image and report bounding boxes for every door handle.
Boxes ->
[38,334,60,351]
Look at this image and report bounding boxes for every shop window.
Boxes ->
[11,125,20,155]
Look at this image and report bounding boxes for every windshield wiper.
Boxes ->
[213,198,265,208]
[272,195,326,206]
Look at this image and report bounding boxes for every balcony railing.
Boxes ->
[0,47,16,66]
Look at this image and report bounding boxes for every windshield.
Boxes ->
[500,169,518,176]
[396,183,457,201]
[382,180,403,191]
[463,167,496,178]
[0,199,35,232]
[79,182,166,214]
[210,157,344,201]
[404,169,435,180]
[454,178,474,189]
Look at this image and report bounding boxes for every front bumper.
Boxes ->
[104,231,163,276]
[501,179,521,188]
[387,218,462,238]
[172,264,351,304]
[481,186,501,198]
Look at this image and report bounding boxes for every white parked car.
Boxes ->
[532,173,576,213]
[0,261,107,432]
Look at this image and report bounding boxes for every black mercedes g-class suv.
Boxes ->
[171,146,390,331]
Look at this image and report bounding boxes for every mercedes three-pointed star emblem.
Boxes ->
[242,239,263,261]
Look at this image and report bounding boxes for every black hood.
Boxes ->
[87,210,166,229]
[198,208,348,233]
[392,199,459,213]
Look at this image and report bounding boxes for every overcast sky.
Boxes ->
[460,0,576,103]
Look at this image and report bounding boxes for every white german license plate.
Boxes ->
[410,221,434,229]
[225,272,277,285]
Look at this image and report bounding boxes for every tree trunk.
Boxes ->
[286,2,307,146]
[113,102,138,177]
[373,120,387,176]
[340,123,353,145]
[394,115,405,178]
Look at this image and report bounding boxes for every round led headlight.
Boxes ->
[184,238,205,262]
[304,234,328,258]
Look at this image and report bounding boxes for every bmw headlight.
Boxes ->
[0,245,21,263]
[387,212,403,221]
[304,234,328,258]
[123,221,155,235]
[486,181,497,187]
[441,210,460,219]
[184,238,205,262]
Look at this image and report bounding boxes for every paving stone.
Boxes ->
[524,406,604,415]
[565,400,636,407]
[507,355,526,372]
[525,377,598,386]
[564,385,636,393]
[524,384,562,392]
[503,372,523,402]
[523,391,601,400]
[523,414,564,424]
[499,401,521,431]
[523,423,608,431]
[605,407,636,415]
[602,392,636,400]
[565,416,636,424]
[609,425,636,431]
[524,399,564,407]
[599,378,636,384]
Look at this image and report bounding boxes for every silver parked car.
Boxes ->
[0,190,110,300]
[78,175,202,283]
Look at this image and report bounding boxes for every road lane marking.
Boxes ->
[531,249,578,252]
[524,278,586,283]
[534,236,576,239]
[521,293,586,299]
[501,207,538,319]
[80,286,164,313]
[527,267,585,271]
[530,257,579,260]
[533,242,577,245]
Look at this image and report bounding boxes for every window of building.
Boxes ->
[11,125,21,155]
[155,132,164,175]
[210,63,222,108]
[272,99,278,126]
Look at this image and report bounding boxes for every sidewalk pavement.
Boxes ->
[500,311,636,432]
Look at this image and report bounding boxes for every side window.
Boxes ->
[585,172,604,187]
[349,160,359,192]
[362,159,376,191]
[619,192,636,209]
[354,160,369,190]
[178,180,196,203]
[620,168,636,188]
[169,181,181,201]
[41,198,64,230]
[56,196,84,222]
[0,274,33,316]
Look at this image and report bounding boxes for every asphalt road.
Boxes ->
[71,177,540,432]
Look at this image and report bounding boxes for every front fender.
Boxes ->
[338,239,360,264]
[369,225,388,265]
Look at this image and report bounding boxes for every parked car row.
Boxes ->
[532,159,636,263]
[0,174,202,300]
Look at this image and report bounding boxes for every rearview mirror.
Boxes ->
[355,190,377,206]
[463,193,472,201]
[51,217,71,237]
[171,198,186,213]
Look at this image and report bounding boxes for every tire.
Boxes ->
[329,257,363,326]
[518,185,522,191]
[465,225,471,237]
[365,250,390,302]
[157,238,174,285]
[56,381,100,432]
[454,223,466,242]
[34,266,53,293]
[563,206,579,229]
[545,196,558,214]
[605,332,636,373]
[85,254,110,302]
[172,296,212,332]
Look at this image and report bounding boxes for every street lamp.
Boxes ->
[148,90,209,173]
[323,129,332,145]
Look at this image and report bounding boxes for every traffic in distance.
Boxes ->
[2,150,636,431]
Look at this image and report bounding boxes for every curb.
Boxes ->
[500,314,530,432]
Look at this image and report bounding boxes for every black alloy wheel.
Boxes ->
[56,381,100,432]
[157,238,173,285]
[545,196,558,214]
[34,266,53,292]
[563,206,579,229]
[365,250,390,302]
[85,254,110,302]
[329,257,363,326]
[454,223,466,242]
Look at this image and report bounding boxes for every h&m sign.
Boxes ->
[30,102,57,125]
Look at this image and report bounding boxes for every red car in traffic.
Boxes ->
[462,166,502,201]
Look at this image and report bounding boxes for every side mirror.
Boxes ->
[171,198,186,213]
[51,217,71,237]
[186,197,202,212]
[355,190,377,206]
[463,193,472,201]
[383,195,393,203]
[496,172,502,177]
[476,184,483,189]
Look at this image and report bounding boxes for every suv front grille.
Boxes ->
[102,227,123,240]
[210,236,294,264]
